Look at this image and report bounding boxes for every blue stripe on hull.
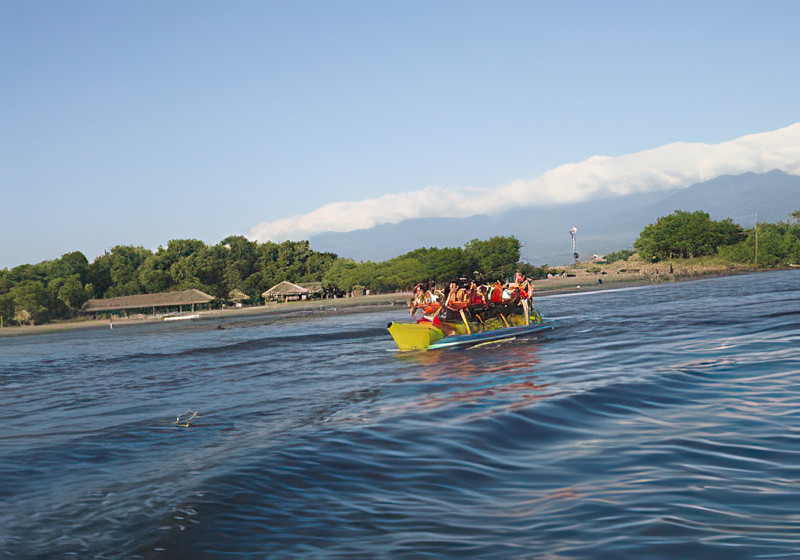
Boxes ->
[428,322,552,349]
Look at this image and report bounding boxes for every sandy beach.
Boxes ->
[0,292,413,336]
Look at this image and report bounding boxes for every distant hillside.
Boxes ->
[310,170,800,265]
[646,169,799,224]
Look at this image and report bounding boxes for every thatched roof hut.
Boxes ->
[83,289,214,313]
[262,281,311,302]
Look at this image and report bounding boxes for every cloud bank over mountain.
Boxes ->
[248,123,800,243]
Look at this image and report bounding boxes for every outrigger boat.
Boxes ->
[387,279,551,350]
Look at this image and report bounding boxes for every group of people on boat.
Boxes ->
[409,273,536,333]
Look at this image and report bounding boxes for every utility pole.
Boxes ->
[570,226,578,265]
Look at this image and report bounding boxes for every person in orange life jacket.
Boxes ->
[521,277,533,301]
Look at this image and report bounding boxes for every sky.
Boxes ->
[2,1,800,268]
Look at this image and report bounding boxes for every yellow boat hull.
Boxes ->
[387,321,444,350]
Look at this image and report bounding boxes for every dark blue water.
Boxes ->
[3,271,800,559]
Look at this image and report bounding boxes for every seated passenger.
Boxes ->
[474,285,489,306]
[445,282,458,305]
[489,281,503,304]
[467,281,485,307]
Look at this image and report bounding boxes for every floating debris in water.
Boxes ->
[174,410,198,428]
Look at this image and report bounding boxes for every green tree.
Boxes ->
[89,245,152,298]
[57,275,90,315]
[465,236,521,281]
[604,249,635,263]
[515,262,549,280]
[372,257,426,291]
[0,291,14,326]
[47,251,89,284]
[719,221,800,266]
[322,258,361,291]
[105,246,152,297]
[402,247,471,281]
[137,254,171,293]
[189,244,226,298]
[634,210,745,261]
[7,263,43,285]
[10,281,50,325]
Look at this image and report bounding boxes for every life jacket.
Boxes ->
[489,282,503,303]
[424,302,440,315]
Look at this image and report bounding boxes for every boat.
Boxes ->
[163,313,200,322]
[388,303,550,350]
[388,319,551,350]
[389,278,551,350]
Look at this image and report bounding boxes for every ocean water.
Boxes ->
[2,270,800,559]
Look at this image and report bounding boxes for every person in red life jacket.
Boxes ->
[421,300,443,326]
[520,276,533,301]
[489,280,503,304]
[468,281,486,306]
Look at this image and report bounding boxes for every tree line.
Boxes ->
[0,235,543,326]
[8,208,793,327]
[631,209,800,266]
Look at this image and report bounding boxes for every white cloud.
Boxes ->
[248,123,800,242]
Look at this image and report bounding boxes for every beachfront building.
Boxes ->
[262,281,312,302]
[82,289,215,316]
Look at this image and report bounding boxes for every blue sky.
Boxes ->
[2,1,799,268]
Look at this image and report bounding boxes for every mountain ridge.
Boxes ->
[309,170,800,265]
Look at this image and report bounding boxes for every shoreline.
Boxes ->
[0,293,414,336]
[0,267,787,337]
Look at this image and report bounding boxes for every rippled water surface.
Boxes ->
[3,271,800,559]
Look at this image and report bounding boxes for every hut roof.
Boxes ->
[297,282,323,293]
[83,289,214,312]
[262,281,310,298]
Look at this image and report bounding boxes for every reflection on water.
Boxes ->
[2,271,800,558]
[387,339,550,415]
